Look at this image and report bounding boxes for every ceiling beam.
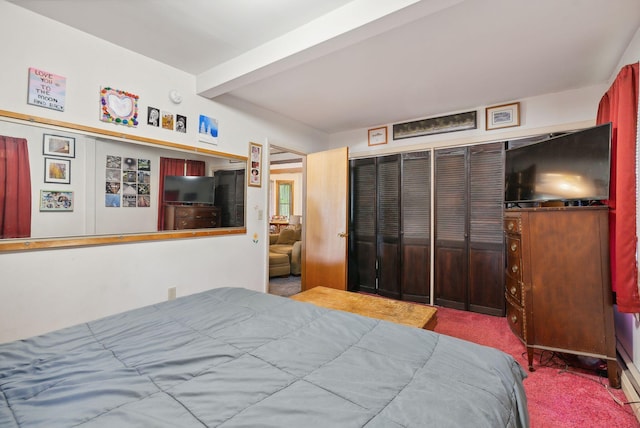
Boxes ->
[196,0,463,99]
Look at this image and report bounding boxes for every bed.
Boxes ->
[0,287,529,427]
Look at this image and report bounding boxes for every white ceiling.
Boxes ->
[8,0,640,134]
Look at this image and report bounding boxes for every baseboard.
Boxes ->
[617,341,640,423]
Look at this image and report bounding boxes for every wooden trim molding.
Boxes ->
[0,109,247,161]
[0,228,247,253]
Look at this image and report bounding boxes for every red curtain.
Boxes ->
[186,160,205,176]
[157,158,206,230]
[596,62,639,313]
[0,136,32,238]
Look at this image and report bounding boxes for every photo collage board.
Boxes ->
[105,155,151,207]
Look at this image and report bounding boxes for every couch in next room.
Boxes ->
[269,227,301,277]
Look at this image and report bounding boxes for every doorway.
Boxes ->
[268,145,305,296]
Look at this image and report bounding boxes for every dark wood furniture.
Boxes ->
[504,206,619,387]
[434,142,505,315]
[349,151,431,303]
[164,205,220,230]
[291,286,438,330]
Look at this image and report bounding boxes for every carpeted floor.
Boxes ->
[433,306,639,428]
[268,275,301,297]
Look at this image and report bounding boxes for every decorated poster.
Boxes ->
[27,67,66,112]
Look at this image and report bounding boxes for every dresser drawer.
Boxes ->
[505,297,525,340]
[175,217,218,229]
[175,207,218,219]
[505,274,522,305]
[504,217,521,234]
[506,236,522,276]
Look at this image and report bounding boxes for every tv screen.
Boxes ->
[505,123,611,204]
[164,176,215,204]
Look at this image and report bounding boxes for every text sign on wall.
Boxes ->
[27,67,66,112]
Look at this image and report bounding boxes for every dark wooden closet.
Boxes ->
[349,151,431,303]
[215,169,245,227]
[434,142,505,315]
[349,142,505,314]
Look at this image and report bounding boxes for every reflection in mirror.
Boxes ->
[0,114,246,244]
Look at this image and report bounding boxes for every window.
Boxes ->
[276,180,294,217]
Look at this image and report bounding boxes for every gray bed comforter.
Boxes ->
[0,287,528,427]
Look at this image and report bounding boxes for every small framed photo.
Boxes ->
[44,157,71,184]
[40,190,73,211]
[248,142,262,187]
[368,126,388,146]
[486,102,520,130]
[43,134,75,158]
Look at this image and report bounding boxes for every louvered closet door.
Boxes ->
[468,143,504,315]
[377,155,401,299]
[348,158,377,293]
[401,151,431,303]
[434,147,467,310]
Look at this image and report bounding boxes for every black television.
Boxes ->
[504,123,611,205]
[164,176,215,205]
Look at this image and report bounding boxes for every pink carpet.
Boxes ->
[433,306,638,428]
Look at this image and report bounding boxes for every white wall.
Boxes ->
[0,1,327,343]
[329,84,606,154]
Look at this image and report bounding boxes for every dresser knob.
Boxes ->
[511,315,518,324]
[511,243,517,252]
[511,265,519,273]
[510,286,517,295]
[507,222,514,231]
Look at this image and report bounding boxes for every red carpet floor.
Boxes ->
[433,306,638,428]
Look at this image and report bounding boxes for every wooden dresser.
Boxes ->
[164,205,220,230]
[504,206,618,387]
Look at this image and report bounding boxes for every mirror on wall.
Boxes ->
[0,112,247,248]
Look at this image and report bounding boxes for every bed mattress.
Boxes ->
[0,287,528,427]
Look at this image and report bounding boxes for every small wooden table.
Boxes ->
[291,286,437,330]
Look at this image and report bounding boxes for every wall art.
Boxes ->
[43,134,75,158]
[100,87,139,127]
[393,111,477,140]
[147,107,160,126]
[198,114,219,144]
[176,114,187,133]
[44,157,71,184]
[368,126,387,146]
[28,67,66,112]
[161,111,174,130]
[248,142,262,187]
[486,102,520,130]
[40,190,73,211]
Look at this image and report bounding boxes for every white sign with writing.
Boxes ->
[27,67,66,111]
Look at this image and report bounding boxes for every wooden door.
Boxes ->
[376,155,401,299]
[348,158,377,293]
[434,147,467,310]
[468,143,504,315]
[304,147,349,291]
[400,151,431,303]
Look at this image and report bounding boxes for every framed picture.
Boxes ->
[248,142,262,187]
[368,126,387,146]
[486,102,520,130]
[40,190,73,211]
[43,134,75,158]
[44,157,71,184]
[393,111,477,140]
[100,87,139,127]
